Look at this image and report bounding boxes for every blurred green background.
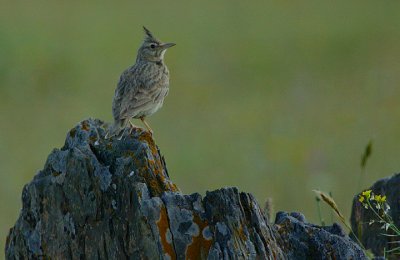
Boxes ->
[1,0,400,251]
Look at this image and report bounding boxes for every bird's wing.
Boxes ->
[123,87,155,116]
[113,70,156,120]
[113,67,169,120]
[112,71,139,121]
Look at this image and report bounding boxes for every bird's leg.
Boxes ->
[140,117,153,134]
[117,119,131,140]
[105,126,116,139]
[129,119,136,134]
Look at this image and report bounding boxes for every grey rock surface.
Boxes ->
[6,118,366,259]
[351,173,400,257]
[276,212,367,259]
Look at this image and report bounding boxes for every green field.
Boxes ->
[1,1,400,251]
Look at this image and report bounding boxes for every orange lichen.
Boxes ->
[81,120,90,131]
[166,182,179,192]
[236,225,247,241]
[69,128,77,137]
[106,143,113,150]
[138,131,158,155]
[89,136,97,142]
[52,171,61,177]
[157,207,176,259]
[149,179,162,194]
[186,214,213,259]
[121,133,179,196]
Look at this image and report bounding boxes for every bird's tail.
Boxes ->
[106,119,127,139]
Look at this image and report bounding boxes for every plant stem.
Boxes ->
[316,197,325,226]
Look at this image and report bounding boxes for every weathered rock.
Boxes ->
[5,118,178,259]
[6,118,366,259]
[276,212,366,259]
[351,173,400,257]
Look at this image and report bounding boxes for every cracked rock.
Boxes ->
[6,118,366,259]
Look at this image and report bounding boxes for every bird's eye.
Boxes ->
[150,44,156,49]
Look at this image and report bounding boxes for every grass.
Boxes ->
[1,0,400,251]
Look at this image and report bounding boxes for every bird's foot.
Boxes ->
[105,131,114,140]
[117,131,126,141]
[115,127,129,141]
[105,132,110,139]
[139,117,154,135]
[129,120,138,135]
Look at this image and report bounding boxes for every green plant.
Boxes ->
[358,190,400,257]
[315,195,325,226]
[313,190,366,252]
[357,140,373,192]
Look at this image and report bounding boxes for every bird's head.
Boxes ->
[136,27,175,63]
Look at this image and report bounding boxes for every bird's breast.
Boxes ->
[142,65,169,89]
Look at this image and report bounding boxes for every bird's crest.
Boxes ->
[143,26,160,43]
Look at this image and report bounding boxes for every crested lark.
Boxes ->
[108,27,175,138]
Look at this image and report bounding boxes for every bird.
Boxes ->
[107,26,175,139]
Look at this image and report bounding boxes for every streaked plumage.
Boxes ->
[109,27,175,137]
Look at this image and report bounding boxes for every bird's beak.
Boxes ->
[160,42,176,50]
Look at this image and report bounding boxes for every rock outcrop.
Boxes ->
[276,212,366,259]
[6,119,366,259]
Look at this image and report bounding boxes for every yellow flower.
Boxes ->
[375,195,387,203]
[362,190,372,200]
[359,195,365,203]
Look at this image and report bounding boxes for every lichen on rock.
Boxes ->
[6,118,366,259]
